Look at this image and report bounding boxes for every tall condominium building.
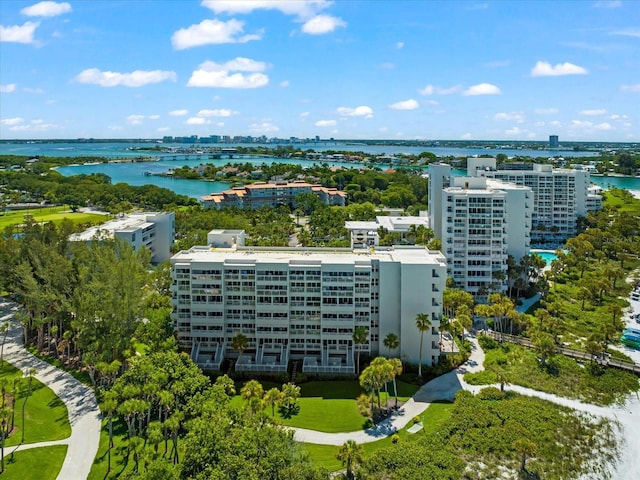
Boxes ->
[171,238,446,374]
[466,158,602,244]
[430,169,533,298]
[69,212,175,263]
[549,135,559,148]
[201,181,346,209]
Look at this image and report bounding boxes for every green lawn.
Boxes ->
[302,402,454,471]
[0,206,108,231]
[230,379,421,433]
[1,445,67,480]
[464,339,639,405]
[1,363,71,446]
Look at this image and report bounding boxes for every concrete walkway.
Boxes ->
[0,298,101,480]
[292,331,485,445]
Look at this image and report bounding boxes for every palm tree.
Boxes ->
[281,382,301,412]
[240,379,264,413]
[20,367,37,443]
[336,439,364,480]
[263,387,282,416]
[389,357,402,409]
[382,332,399,357]
[231,333,249,363]
[415,313,431,379]
[513,438,536,472]
[352,326,369,374]
[100,392,118,473]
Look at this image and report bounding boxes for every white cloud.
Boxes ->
[126,114,144,125]
[549,120,562,127]
[530,61,587,77]
[23,87,44,94]
[0,84,17,93]
[1,117,25,126]
[315,119,336,127]
[463,83,501,96]
[169,109,188,116]
[534,108,559,115]
[609,114,628,120]
[148,115,160,120]
[379,62,395,69]
[3,118,61,132]
[396,41,404,49]
[187,58,269,88]
[21,1,71,17]
[197,109,236,117]
[504,127,523,136]
[389,99,419,110]
[186,117,207,125]
[461,133,473,139]
[594,0,621,7]
[579,109,607,116]
[595,122,612,130]
[302,15,346,34]
[300,112,310,118]
[157,127,170,133]
[0,21,40,44]
[611,28,640,38]
[249,121,279,133]
[202,1,331,18]
[620,84,640,92]
[534,121,546,127]
[494,112,525,123]
[74,68,176,87]
[418,84,462,96]
[571,120,593,128]
[280,80,290,87]
[337,106,374,118]
[172,19,261,50]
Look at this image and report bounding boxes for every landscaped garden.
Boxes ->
[1,445,67,480]
[464,336,639,405]
[0,205,107,231]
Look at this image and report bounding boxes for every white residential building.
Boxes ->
[429,164,533,298]
[344,214,430,249]
[69,212,175,263]
[170,239,446,374]
[466,158,602,244]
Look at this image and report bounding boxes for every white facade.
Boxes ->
[345,215,430,249]
[69,212,175,263]
[467,158,602,244]
[438,176,533,297]
[170,243,446,374]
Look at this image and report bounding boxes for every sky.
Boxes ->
[0,0,639,142]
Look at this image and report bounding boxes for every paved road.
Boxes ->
[0,298,101,480]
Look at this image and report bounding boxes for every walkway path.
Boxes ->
[293,330,640,479]
[0,298,101,480]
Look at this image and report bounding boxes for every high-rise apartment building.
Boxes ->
[466,158,602,244]
[429,167,533,298]
[549,135,559,148]
[171,239,446,374]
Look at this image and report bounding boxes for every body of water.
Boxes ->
[2,142,639,198]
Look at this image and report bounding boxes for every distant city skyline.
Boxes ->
[1,1,639,141]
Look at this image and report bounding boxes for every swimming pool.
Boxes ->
[531,250,558,266]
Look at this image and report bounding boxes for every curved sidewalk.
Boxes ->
[1,298,101,480]
[293,332,485,445]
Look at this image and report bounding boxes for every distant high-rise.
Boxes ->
[549,135,559,148]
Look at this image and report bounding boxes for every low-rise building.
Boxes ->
[201,181,346,209]
[69,212,175,263]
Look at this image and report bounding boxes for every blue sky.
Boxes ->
[1,0,638,141]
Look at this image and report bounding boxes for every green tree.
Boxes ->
[336,440,364,480]
[231,333,249,364]
[415,313,432,379]
[352,326,369,374]
[20,367,37,443]
[513,438,537,472]
[383,332,399,357]
[241,379,264,414]
[263,387,282,417]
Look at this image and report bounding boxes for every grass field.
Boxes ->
[302,402,453,471]
[1,362,71,446]
[1,445,67,480]
[230,379,421,433]
[0,206,108,231]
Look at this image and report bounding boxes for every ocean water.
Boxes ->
[2,142,639,198]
